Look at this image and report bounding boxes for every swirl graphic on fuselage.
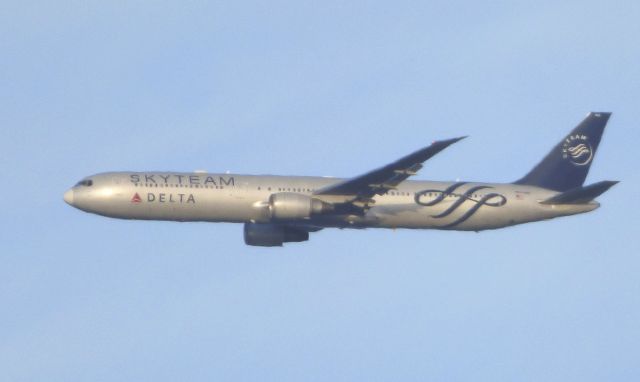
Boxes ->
[414,182,507,228]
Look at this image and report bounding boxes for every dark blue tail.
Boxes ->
[514,112,611,191]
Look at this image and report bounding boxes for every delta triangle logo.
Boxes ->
[131,193,142,203]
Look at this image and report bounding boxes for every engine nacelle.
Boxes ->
[244,223,309,247]
[269,192,333,220]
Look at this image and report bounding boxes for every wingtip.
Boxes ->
[437,136,467,145]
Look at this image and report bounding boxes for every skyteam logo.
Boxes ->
[562,134,593,166]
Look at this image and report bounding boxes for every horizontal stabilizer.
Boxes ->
[540,181,618,205]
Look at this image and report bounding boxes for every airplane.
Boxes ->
[64,112,618,246]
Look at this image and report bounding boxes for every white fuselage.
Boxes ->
[64,172,598,231]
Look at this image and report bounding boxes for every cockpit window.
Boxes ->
[75,179,93,187]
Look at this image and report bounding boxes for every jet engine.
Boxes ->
[268,192,333,220]
[244,222,309,247]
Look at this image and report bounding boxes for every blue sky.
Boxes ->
[1,1,639,381]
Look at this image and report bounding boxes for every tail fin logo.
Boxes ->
[562,134,593,166]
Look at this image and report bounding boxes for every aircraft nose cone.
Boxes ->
[64,189,75,205]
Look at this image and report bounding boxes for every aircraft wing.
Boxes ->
[314,137,465,207]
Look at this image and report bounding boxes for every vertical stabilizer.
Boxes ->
[514,112,611,191]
